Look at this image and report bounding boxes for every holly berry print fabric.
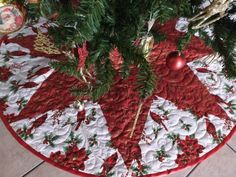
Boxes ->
[0,19,236,177]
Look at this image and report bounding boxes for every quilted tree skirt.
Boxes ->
[0,19,236,177]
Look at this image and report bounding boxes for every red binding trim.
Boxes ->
[1,116,235,177]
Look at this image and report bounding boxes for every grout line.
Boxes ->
[226,143,236,154]
[185,163,200,177]
[21,161,45,177]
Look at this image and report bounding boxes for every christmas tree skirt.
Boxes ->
[0,20,236,177]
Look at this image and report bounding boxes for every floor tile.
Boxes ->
[0,120,42,177]
[25,163,78,177]
[162,166,196,177]
[189,145,236,177]
[26,163,194,177]
[227,133,236,151]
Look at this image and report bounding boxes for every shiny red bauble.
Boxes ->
[166,51,186,71]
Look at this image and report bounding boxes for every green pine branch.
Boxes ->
[14,0,236,101]
[137,62,157,100]
[49,0,108,48]
[213,18,236,78]
[50,57,79,77]
[91,59,115,101]
[177,29,195,51]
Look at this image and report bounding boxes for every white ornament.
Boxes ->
[0,5,25,34]
[73,100,85,111]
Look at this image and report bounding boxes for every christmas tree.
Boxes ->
[2,0,236,102]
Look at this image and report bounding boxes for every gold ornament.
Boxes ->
[140,35,154,62]
[33,30,61,55]
[27,0,40,4]
[0,2,5,7]
[190,0,233,29]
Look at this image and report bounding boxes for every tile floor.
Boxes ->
[0,119,236,177]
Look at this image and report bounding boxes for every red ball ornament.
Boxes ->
[166,51,186,71]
